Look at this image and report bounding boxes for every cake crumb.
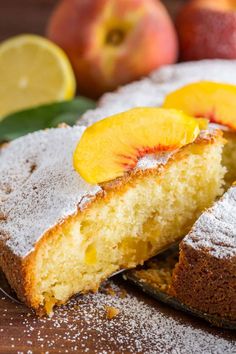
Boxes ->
[104,285,116,297]
[105,306,120,320]
[119,288,127,299]
[57,123,70,128]
[73,304,80,311]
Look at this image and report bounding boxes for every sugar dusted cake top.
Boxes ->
[0,127,102,257]
[79,59,236,127]
[185,185,236,259]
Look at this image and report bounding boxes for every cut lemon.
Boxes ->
[0,34,76,119]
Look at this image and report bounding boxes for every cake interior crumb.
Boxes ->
[132,248,179,293]
[105,306,120,320]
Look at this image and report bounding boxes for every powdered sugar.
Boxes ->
[0,280,235,353]
[0,126,102,257]
[185,185,236,259]
[136,151,175,170]
[78,60,236,127]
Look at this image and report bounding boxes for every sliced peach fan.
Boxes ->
[73,107,204,184]
[163,81,236,130]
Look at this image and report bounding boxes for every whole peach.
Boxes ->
[177,0,236,61]
[47,0,178,98]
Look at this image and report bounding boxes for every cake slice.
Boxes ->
[170,185,236,321]
[0,117,224,314]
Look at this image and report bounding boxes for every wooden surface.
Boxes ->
[0,0,58,41]
[0,277,236,354]
[0,0,186,41]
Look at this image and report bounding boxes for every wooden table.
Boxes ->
[0,0,57,41]
[1,278,235,354]
[0,0,186,41]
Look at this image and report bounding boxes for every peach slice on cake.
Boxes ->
[163,81,236,130]
[73,107,203,184]
[163,81,236,187]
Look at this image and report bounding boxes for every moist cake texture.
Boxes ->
[0,125,224,314]
[170,185,236,321]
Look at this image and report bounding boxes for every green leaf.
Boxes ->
[0,97,96,142]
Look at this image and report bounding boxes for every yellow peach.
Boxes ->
[47,0,178,98]
[73,107,202,184]
[177,0,236,60]
[163,81,236,130]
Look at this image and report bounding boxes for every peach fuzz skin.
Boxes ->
[47,0,178,99]
[176,0,236,61]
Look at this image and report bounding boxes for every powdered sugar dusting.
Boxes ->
[185,186,236,259]
[136,152,175,171]
[0,126,102,257]
[209,123,231,132]
[78,60,236,127]
[0,280,235,353]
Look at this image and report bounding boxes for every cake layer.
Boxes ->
[170,186,236,320]
[0,126,224,313]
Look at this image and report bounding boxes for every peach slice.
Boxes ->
[163,81,236,130]
[73,107,202,184]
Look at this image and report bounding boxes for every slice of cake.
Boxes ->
[0,108,225,314]
[170,185,236,321]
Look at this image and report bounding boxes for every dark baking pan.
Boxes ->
[124,247,236,330]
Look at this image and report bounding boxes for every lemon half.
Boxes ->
[0,34,76,119]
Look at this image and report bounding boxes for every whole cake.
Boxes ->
[0,120,224,314]
[170,185,236,321]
